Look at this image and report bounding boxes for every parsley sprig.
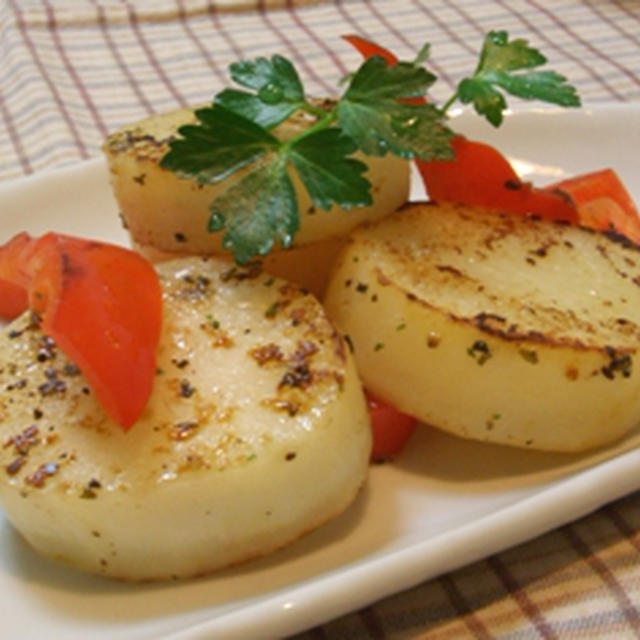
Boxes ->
[449,30,581,126]
[160,30,580,264]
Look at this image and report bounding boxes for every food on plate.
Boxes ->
[103,105,410,295]
[0,256,370,580]
[0,232,162,428]
[366,391,419,461]
[0,30,623,582]
[323,201,640,452]
[105,31,581,298]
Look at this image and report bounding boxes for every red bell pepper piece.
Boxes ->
[342,34,399,65]
[366,391,418,461]
[344,33,640,239]
[417,136,580,223]
[0,232,162,429]
[545,168,640,243]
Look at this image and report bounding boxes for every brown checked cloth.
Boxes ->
[1,1,640,638]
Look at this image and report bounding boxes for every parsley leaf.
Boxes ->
[290,128,372,210]
[456,30,581,126]
[337,55,453,159]
[215,88,299,129]
[160,33,582,264]
[217,54,306,130]
[160,104,280,182]
[345,56,437,101]
[211,155,298,264]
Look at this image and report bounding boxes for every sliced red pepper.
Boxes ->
[0,232,162,429]
[0,232,31,318]
[417,136,580,223]
[342,34,399,65]
[366,391,418,461]
[545,168,640,243]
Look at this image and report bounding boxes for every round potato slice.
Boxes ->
[324,202,640,452]
[103,105,410,255]
[0,257,370,580]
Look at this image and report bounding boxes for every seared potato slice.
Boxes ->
[0,257,370,580]
[103,105,409,266]
[324,202,640,452]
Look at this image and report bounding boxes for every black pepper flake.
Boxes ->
[220,261,263,282]
[38,368,67,396]
[356,282,369,293]
[62,362,81,376]
[35,336,56,362]
[601,347,632,379]
[33,408,43,420]
[180,379,196,398]
[174,232,187,242]
[6,378,27,391]
[133,173,146,185]
[172,358,190,369]
[467,340,492,365]
[285,452,297,461]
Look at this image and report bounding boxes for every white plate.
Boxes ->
[0,104,639,639]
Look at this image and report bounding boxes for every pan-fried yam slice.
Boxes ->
[324,201,640,452]
[0,257,370,580]
[103,105,410,256]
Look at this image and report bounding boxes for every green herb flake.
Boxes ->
[519,348,539,364]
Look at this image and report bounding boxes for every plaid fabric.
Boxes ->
[2,0,639,180]
[1,1,640,638]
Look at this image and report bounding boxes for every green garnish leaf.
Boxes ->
[338,98,454,160]
[223,54,306,129]
[160,104,280,182]
[457,30,581,126]
[345,56,437,101]
[210,155,298,264]
[289,128,372,210]
[215,88,299,129]
[160,32,582,264]
[337,55,453,160]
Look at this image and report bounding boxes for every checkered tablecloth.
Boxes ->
[1,1,640,638]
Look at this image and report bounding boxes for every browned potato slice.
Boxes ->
[103,106,410,274]
[324,201,640,452]
[0,257,370,580]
